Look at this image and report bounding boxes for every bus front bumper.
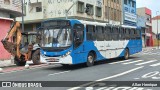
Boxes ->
[40,54,73,64]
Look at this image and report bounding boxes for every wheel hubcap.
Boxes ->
[88,55,93,63]
[126,51,128,58]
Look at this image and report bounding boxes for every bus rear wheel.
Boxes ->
[86,53,95,67]
[124,49,129,60]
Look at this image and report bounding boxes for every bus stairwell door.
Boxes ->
[73,24,85,64]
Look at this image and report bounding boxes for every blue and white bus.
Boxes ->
[39,19,142,66]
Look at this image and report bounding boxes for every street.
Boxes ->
[0,49,160,90]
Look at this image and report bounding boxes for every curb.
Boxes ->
[0,64,16,68]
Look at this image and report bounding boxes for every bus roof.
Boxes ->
[79,20,107,26]
[42,19,137,29]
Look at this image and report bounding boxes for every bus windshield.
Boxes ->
[40,26,72,48]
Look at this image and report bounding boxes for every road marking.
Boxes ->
[94,87,144,90]
[48,70,71,76]
[102,87,115,90]
[134,78,140,80]
[109,59,133,64]
[68,66,144,90]
[135,60,157,66]
[96,87,109,90]
[139,52,160,55]
[150,62,160,67]
[122,60,143,65]
[148,53,160,55]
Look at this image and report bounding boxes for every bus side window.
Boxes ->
[112,27,115,40]
[119,27,123,40]
[104,26,107,40]
[132,29,136,40]
[128,28,131,40]
[86,25,95,41]
[115,27,119,40]
[136,29,141,39]
[125,28,130,40]
[116,27,119,40]
[110,26,113,40]
[122,27,125,40]
[105,26,111,41]
[130,29,133,40]
[109,26,112,40]
[73,24,84,49]
[96,26,104,41]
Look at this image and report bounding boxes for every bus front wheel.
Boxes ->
[32,49,40,65]
[86,53,95,67]
[124,49,129,60]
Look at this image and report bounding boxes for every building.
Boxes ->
[122,0,137,26]
[137,15,146,47]
[16,0,123,31]
[137,7,153,47]
[152,15,160,46]
[103,0,122,25]
[152,15,160,34]
[0,0,22,60]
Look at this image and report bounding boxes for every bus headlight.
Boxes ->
[66,51,71,56]
[61,51,71,58]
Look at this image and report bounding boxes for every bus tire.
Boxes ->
[123,48,129,60]
[32,49,40,65]
[14,56,26,66]
[86,52,95,67]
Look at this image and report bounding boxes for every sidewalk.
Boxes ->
[0,60,15,68]
[0,59,42,68]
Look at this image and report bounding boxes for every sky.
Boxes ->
[136,0,160,17]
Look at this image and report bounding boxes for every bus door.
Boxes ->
[72,24,85,64]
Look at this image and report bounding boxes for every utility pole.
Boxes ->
[22,0,24,32]
[156,11,159,49]
[65,0,78,19]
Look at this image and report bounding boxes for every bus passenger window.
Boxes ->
[119,27,123,40]
[114,27,119,40]
[96,26,104,41]
[104,26,112,40]
[136,30,141,39]
[86,25,96,41]
[131,29,136,39]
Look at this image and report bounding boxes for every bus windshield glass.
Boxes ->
[40,26,72,48]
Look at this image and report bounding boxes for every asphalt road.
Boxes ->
[1,49,160,90]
